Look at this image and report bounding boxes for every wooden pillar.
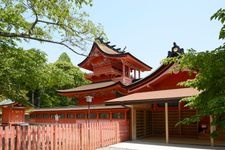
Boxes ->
[122,63,126,83]
[165,102,169,144]
[138,70,141,79]
[144,110,147,137]
[178,101,181,135]
[122,64,125,77]
[210,115,216,146]
[131,106,136,140]
[128,67,131,78]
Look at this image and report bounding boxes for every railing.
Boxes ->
[0,122,124,150]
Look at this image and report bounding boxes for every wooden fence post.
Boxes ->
[0,121,126,150]
[0,126,2,150]
[16,126,21,150]
[50,125,53,150]
[5,126,9,150]
[27,126,31,150]
[100,122,103,147]
[32,125,37,150]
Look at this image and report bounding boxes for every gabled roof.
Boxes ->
[78,41,152,71]
[96,42,122,55]
[106,88,200,105]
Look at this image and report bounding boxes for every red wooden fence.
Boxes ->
[0,122,128,150]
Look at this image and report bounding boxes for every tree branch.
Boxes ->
[37,19,84,37]
[38,20,59,25]
[0,31,87,57]
[27,0,39,34]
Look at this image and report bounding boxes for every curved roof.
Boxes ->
[97,42,121,55]
[78,41,152,71]
[127,63,174,91]
[57,81,126,96]
[58,81,117,93]
[58,63,175,96]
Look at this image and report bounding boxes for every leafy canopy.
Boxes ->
[0,44,47,105]
[40,52,89,107]
[57,52,72,63]
[0,46,88,107]
[163,8,225,137]
[0,0,105,55]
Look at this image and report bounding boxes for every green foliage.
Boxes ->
[39,52,89,107]
[0,0,99,106]
[57,52,72,63]
[211,8,225,39]
[0,0,105,55]
[164,9,225,138]
[0,43,88,107]
[0,44,47,105]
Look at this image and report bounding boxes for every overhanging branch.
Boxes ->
[0,31,87,57]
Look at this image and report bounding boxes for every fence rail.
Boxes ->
[0,122,125,150]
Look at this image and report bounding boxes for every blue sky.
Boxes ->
[22,0,225,76]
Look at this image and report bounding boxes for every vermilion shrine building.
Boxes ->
[0,99,28,126]
[29,39,223,145]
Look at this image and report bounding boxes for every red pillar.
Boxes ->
[123,64,125,77]
[138,70,141,79]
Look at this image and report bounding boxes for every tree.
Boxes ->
[0,43,88,107]
[163,8,225,137]
[39,52,89,107]
[0,0,103,106]
[0,44,47,105]
[57,52,72,63]
[0,0,105,56]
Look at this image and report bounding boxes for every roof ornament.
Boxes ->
[168,42,184,57]
[96,37,126,54]
[96,37,104,43]
[121,46,126,53]
[109,45,116,48]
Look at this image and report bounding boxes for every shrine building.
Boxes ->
[29,39,224,145]
[0,99,30,126]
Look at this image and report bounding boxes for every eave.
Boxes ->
[127,63,174,92]
[106,88,200,106]
[58,81,127,97]
[78,42,152,71]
